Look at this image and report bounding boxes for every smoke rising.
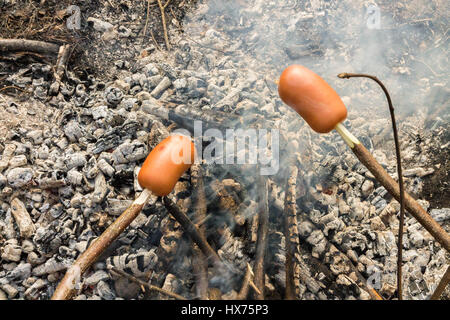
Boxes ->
[173,0,449,296]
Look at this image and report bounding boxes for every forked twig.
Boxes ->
[157,0,172,50]
[338,73,406,300]
[110,267,186,300]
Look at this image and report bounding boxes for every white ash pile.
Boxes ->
[1,0,449,300]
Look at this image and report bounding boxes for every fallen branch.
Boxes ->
[163,196,222,269]
[51,189,153,300]
[0,39,60,54]
[143,0,152,39]
[54,44,71,83]
[430,266,450,300]
[110,267,186,300]
[252,174,269,300]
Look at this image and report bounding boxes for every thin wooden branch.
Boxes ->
[163,196,223,269]
[284,165,299,300]
[252,174,269,300]
[110,267,186,300]
[190,164,209,299]
[157,0,172,50]
[430,266,450,300]
[149,30,162,51]
[338,72,406,300]
[143,0,152,39]
[0,39,60,54]
[51,189,153,300]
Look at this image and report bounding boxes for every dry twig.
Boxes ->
[157,0,172,50]
[338,73,405,299]
[143,0,152,39]
[110,267,186,300]
[54,44,71,83]
[163,196,222,269]
[252,174,269,300]
[0,86,25,93]
[0,38,60,54]
[150,30,163,51]
[237,265,252,300]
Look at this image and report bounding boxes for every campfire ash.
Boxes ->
[0,0,449,300]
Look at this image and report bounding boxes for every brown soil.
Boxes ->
[0,0,197,84]
[422,124,450,208]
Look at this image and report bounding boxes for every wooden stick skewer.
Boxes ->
[51,189,153,300]
[338,72,407,299]
[334,123,450,252]
[52,135,195,300]
[430,266,450,300]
